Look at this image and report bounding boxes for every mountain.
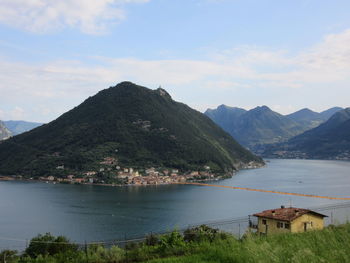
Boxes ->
[286,108,324,129]
[263,108,350,159]
[0,82,263,177]
[204,105,246,133]
[231,106,306,147]
[0,121,12,140]
[205,105,305,149]
[205,105,343,151]
[4,120,43,135]
[286,107,343,130]
[319,107,344,120]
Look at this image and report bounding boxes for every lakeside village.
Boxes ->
[266,150,350,160]
[0,156,260,186]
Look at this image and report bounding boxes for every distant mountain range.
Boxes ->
[286,107,343,130]
[263,108,350,160]
[0,120,43,140]
[205,105,343,151]
[0,82,263,177]
[0,121,12,140]
[4,121,43,136]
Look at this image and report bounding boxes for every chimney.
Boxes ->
[281,205,285,209]
[272,210,276,216]
[295,209,299,216]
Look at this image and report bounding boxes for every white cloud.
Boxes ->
[0,107,26,121]
[0,0,150,34]
[1,29,350,121]
[11,106,25,120]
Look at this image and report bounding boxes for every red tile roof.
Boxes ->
[253,207,327,222]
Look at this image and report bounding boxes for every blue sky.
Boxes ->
[1,0,350,122]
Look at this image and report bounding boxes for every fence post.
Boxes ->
[238,223,241,240]
[331,211,334,225]
[125,234,128,263]
[85,240,88,263]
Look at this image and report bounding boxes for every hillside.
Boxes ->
[4,120,43,135]
[0,82,263,177]
[205,105,246,133]
[0,121,12,140]
[5,223,350,263]
[286,108,324,130]
[319,107,344,120]
[205,105,305,149]
[286,107,343,130]
[263,108,350,159]
[143,224,350,263]
[205,105,343,151]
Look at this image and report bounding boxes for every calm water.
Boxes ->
[1,159,350,249]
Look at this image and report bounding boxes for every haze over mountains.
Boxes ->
[286,107,343,130]
[263,108,350,160]
[205,105,350,160]
[4,121,43,136]
[205,105,343,151]
[0,82,263,177]
[0,120,43,140]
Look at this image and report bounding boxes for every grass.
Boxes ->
[2,224,350,263]
[145,224,350,263]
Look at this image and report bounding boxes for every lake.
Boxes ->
[1,159,350,250]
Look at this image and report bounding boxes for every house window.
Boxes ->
[277,222,283,228]
[285,223,290,229]
[262,219,267,225]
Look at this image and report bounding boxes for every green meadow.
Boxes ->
[2,223,350,263]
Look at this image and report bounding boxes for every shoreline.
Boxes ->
[0,161,266,187]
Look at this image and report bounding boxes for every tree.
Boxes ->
[0,250,18,263]
[24,233,78,258]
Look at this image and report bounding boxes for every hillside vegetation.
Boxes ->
[264,108,350,159]
[0,82,262,177]
[205,105,343,152]
[2,224,350,263]
[205,105,306,149]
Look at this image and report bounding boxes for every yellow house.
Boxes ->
[252,206,327,235]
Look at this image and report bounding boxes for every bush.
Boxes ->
[184,225,221,243]
[158,231,186,256]
[86,245,124,263]
[0,250,18,263]
[145,234,160,246]
[24,233,78,258]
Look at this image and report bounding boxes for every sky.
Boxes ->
[1,0,350,122]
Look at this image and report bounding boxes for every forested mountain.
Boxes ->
[263,108,350,159]
[205,105,343,151]
[205,105,246,133]
[205,105,305,149]
[0,82,263,177]
[286,107,343,130]
[319,107,344,120]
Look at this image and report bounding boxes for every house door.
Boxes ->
[304,223,307,232]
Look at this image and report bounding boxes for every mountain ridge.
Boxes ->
[262,108,350,159]
[0,82,263,177]
[205,105,343,151]
[3,120,43,136]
